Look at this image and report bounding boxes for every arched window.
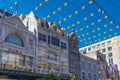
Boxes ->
[82,72,85,80]
[5,34,24,47]
[88,73,91,80]
[94,74,96,80]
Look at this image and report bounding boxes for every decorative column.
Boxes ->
[0,51,2,64]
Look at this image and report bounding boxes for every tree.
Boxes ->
[67,75,76,80]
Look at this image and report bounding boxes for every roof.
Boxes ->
[0,9,11,17]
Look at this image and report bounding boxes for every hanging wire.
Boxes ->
[93,0,120,26]
[106,0,120,9]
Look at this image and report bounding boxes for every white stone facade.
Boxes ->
[79,36,120,72]
[22,11,69,73]
[0,10,70,79]
[0,11,35,69]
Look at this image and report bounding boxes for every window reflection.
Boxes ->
[5,34,24,47]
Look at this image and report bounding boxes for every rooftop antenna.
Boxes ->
[72,25,75,33]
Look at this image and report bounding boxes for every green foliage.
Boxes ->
[36,73,61,80]
[67,75,76,80]
[111,77,114,80]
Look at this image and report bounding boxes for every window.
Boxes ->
[5,34,24,47]
[51,37,60,47]
[102,43,105,47]
[70,53,74,60]
[48,51,59,61]
[48,36,50,44]
[38,33,46,42]
[88,73,91,80]
[108,52,112,57]
[107,41,111,45]
[26,57,32,67]
[82,72,85,80]
[97,44,100,48]
[94,74,96,80]
[0,13,2,18]
[1,52,25,66]
[92,46,95,49]
[41,22,44,28]
[53,26,57,31]
[2,52,8,64]
[61,42,67,49]
[109,58,113,65]
[88,47,91,51]
[102,48,106,52]
[108,47,112,51]
[28,39,33,49]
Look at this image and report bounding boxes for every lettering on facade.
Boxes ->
[8,48,22,54]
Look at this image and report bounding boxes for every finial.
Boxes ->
[72,26,75,34]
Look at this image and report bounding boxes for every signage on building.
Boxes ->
[8,48,22,54]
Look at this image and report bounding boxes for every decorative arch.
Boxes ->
[82,72,85,80]
[88,73,91,80]
[5,33,24,47]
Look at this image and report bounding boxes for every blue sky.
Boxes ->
[0,0,120,48]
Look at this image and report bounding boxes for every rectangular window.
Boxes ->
[97,44,100,48]
[38,33,46,42]
[48,51,59,61]
[107,41,111,45]
[51,37,60,47]
[2,52,8,64]
[53,26,57,31]
[92,46,95,49]
[102,43,105,47]
[88,47,91,51]
[28,39,33,49]
[109,58,113,65]
[41,22,44,28]
[26,57,32,67]
[108,47,112,51]
[102,48,106,52]
[61,42,67,49]
[48,36,50,44]
[108,52,112,57]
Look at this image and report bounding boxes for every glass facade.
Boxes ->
[1,52,32,67]
[38,33,46,42]
[5,34,24,47]
[1,52,25,66]
[51,37,60,47]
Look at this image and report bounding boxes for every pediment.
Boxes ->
[5,15,27,30]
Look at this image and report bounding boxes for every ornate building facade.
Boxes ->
[80,54,99,80]
[82,51,107,80]
[68,30,80,80]
[0,10,35,70]
[22,11,69,73]
[79,36,120,72]
[0,10,71,79]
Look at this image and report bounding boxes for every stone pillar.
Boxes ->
[0,51,2,64]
